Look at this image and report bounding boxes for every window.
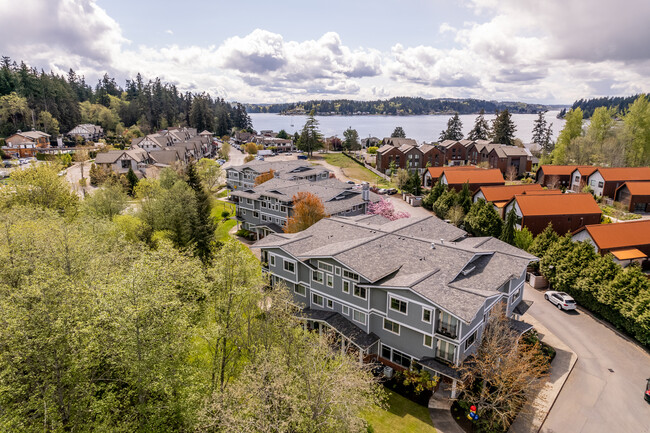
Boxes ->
[381,344,391,360]
[253,211,259,218]
[280,206,286,212]
[246,198,252,204]
[598,181,604,188]
[294,285,307,296]
[318,261,333,273]
[121,159,130,169]
[424,335,433,348]
[343,270,359,280]
[261,202,267,208]
[512,287,521,300]
[283,260,295,273]
[342,280,351,293]
[327,298,333,308]
[437,339,456,363]
[353,310,366,325]
[422,308,432,323]
[437,311,458,338]
[326,274,333,287]
[312,270,324,284]
[353,285,366,299]
[270,255,275,266]
[391,349,411,368]
[390,297,408,314]
[312,293,323,306]
[335,267,341,276]
[342,305,349,315]
[465,330,477,350]
[383,318,400,334]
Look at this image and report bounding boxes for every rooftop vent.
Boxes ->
[461,266,476,276]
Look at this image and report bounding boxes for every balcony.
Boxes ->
[436,322,458,339]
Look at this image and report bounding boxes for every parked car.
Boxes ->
[544,291,576,311]
[377,188,387,194]
[386,188,398,195]
[346,180,355,184]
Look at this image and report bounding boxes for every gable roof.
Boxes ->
[513,193,601,216]
[94,151,124,164]
[617,181,650,195]
[475,184,543,202]
[537,165,591,177]
[443,168,504,185]
[426,165,481,180]
[574,219,650,251]
[594,167,650,182]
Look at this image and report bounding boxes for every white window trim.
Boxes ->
[283,259,296,274]
[383,318,400,335]
[318,261,334,273]
[294,284,307,297]
[353,284,366,300]
[342,305,349,315]
[389,296,408,315]
[423,334,433,348]
[342,280,350,294]
[335,266,341,276]
[326,274,334,288]
[312,270,324,284]
[327,298,333,308]
[352,309,367,325]
[312,293,323,306]
[269,254,275,267]
[422,308,432,324]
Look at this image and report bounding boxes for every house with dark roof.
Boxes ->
[585,167,650,198]
[440,168,505,192]
[572,220,650,267]
[230,178,380,239]
[226,160,331,190]
[614,181,650,212]
[439,140,467,166]
[252,214,535,396]
[68,124,104,141]
[95,149,150,174]
[504,193,602,235]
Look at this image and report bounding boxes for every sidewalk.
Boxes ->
[508,316,578,433]
[428,386,464,433]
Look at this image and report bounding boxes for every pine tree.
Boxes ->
[439,113,463,141]
[126,167,139,196]
[500,208,517,245]
[468,109,490,141]
[185,162,215,263]
[391,126,406,138]
[491,109,517,146]
[423,179,447,210]
[457,182,472,214]
[297,110,323,157]
[464,199,503,237]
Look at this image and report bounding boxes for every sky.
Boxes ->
[1,0,649,104]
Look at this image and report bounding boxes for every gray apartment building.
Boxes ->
[252,214,535,396]
[225,160,331,190]
[230,177,380,239]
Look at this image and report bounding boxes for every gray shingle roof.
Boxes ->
[300,308,380,349]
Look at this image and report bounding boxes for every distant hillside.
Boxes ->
[246,97,559,116]
[560,94,647,118]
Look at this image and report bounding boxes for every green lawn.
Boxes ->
[320,153,391,187]
[211,199,237,242]
[364,389,437,433]
[215,219,237,242]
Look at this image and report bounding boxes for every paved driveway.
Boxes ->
[523,284,650,433]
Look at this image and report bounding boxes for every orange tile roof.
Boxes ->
[443,168,505,185]
[596,167,650,182]
[574,166,598,177]
[427,165,480,179]
[524,189,564,195]
[619,181,650,195]
[611,248,647,260]
[538,165,591,176]
[579,220,650,250]
[476,184,543,202]
[514,193,601,216]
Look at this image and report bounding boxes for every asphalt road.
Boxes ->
[523,284,650,433]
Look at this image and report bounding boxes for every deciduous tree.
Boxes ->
[367,197,410,221]
[285,192,328,233]
[254,169,275,186]
[343,127,360,151]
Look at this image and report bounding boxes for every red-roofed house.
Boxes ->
[504,193,602,235]
[536,165,592,188]
[570,166,599,192]
[473,184,544,217]
[614,181,650,212]
[440,168,505,192]
[586,167,650,198]
[572,220,650,266]
[422,165,481,187]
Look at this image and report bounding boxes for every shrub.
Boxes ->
[367,146,378,154]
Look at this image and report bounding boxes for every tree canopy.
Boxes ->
[491,109,517,146]
[439,112,463,141]
[285,191,328,233]
[296,110,323,157]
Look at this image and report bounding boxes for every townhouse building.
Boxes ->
[225,160,331,190]
[253,214,535,396]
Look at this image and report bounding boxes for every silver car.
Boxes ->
[544,290,577,311]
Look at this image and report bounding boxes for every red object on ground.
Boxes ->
[470,405,477,412]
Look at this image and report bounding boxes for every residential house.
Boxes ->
[400,144,424,172]
[381,137,417,147]
[420,143,446,168]
[67,124,104,141]
[3,130,51,157]
[585,167,650,198]
[569,166,598,192]
[231,179,380,239]
[226,160,331,190]
[439,140,467,166]
[473,184,545,217]
[376,144,404,173]
[440,168,505,192]
[94,148,149,175]
[252,214,535,396]
[504,193,602,236]
[422,166,480,187]
[614,181,650,212]
[535,165,590,188]
[572,220,650,267]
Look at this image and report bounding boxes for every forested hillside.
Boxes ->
[247,97,557,115]
[561,94,646,118]
[0,57,252,140]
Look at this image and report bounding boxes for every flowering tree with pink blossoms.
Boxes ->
[367,197,410,221]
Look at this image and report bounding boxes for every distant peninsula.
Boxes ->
[245,97,565,116]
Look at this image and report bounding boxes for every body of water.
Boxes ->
[249,111,566,144]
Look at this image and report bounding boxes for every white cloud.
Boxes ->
[165,29,174,35]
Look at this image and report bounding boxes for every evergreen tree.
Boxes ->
[491,109,517,146]
[532,111,554,153]
[439,112,463,141]
[468,109,491,141]
[457,182,472,214]
[464,199,503,237]
[432,189,458,219]
[297,110,323,157]
[500,208,517,245]
[391,126,406,138]
[404,170,422,195]
[185,162,215,263]
[343,127,360,151]
[126,167,139,196]
[423,179,447,210]
[528,223,559,257]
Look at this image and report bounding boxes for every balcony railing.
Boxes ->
[436,322,458,339]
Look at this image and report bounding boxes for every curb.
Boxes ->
[535,350,578,433]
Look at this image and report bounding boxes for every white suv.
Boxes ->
[544,291,577,311]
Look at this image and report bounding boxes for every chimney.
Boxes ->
[362,182,369,201]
